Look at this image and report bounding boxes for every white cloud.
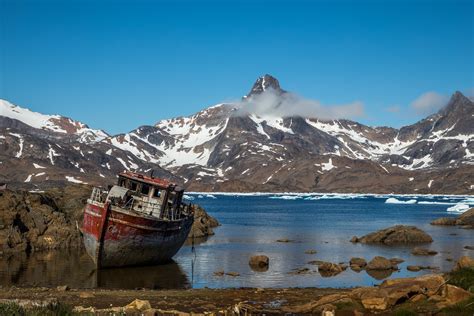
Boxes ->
[410,91,448,115]
[235,88,364,120]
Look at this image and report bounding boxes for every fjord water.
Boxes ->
[0,194,472,289]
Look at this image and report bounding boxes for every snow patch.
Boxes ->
[65,176,87,184]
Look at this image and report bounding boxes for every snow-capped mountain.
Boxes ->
[1,75,473,193]
[0,100,109,143]
[0,100,176,187]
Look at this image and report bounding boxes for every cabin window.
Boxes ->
[118,178,126,187]
[141,184,150,195]
[130,181,138,191]
[153,189,162,198]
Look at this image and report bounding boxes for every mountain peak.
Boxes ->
[441,90,473,114]
[245,74,285,98]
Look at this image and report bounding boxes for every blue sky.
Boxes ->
[1,0,473,134]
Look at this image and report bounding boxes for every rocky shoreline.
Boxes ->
[0,261,472,315]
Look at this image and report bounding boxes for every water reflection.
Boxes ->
[0,249,190,289]
[96,261,190,289]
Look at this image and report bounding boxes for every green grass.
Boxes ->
[333,300,362,311]
[446,267,474,292]
[440,296,474,316]
[391,308,418,316]
[0,302,80,316]
[0,302,25,316]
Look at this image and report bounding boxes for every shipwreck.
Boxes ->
[82,171,194,268]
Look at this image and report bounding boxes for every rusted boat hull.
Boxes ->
[82,202,193,268]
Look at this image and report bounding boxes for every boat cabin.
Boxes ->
[109,171,185,220]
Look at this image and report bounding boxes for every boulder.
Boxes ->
[125,299,151,311]
[430,217,457,225]
[456,208,474,226]
[350,257,367,267]
[366,256,398,270]
[411,247,438,256]
[226,271,240,277]
[351,288,389,310]
[440,284,472,307]
[381,274,445,296]
[249,255,269,271]
[317,261,346,277]
[407,265,437,272]
[353,225,433,245]
[431,208,474,228]
[407,265,421,272]
[453,256,474,271]
[188,205,219,238]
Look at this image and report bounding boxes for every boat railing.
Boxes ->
[123,197,193,221]
[89,187,106,204]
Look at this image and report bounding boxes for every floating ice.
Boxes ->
[447,203,471,213]
[183,194,195,201]
[418,201,457,205]
[269,195,302,200]
[385,198,417,204]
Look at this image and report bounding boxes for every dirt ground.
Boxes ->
[0,286,348,313]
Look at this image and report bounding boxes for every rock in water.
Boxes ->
[317,261,346,277]
[407,265,421,272]
[188,205,219,238]
[352,225,433,245]
[456,208,474,226]
[430,217,457,225]
[249,255,269,271]
[411,247,438,256]
[366,256,398,270]
[350,257,367,267]
[431,208,474,228]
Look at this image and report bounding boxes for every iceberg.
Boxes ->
[183,194,195,201]
[447,203,471,213]
[205,194,217,199]
[418,201,457,205]
[269,195,302,200]
[385,197,417,204]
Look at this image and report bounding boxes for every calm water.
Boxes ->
[1,193,472,289]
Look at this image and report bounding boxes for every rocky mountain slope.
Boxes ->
[1,75,473,193]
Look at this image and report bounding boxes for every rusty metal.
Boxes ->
[82,172,194,268]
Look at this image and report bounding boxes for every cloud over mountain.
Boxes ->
[411,91,449,115]
[235,87,365,120]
